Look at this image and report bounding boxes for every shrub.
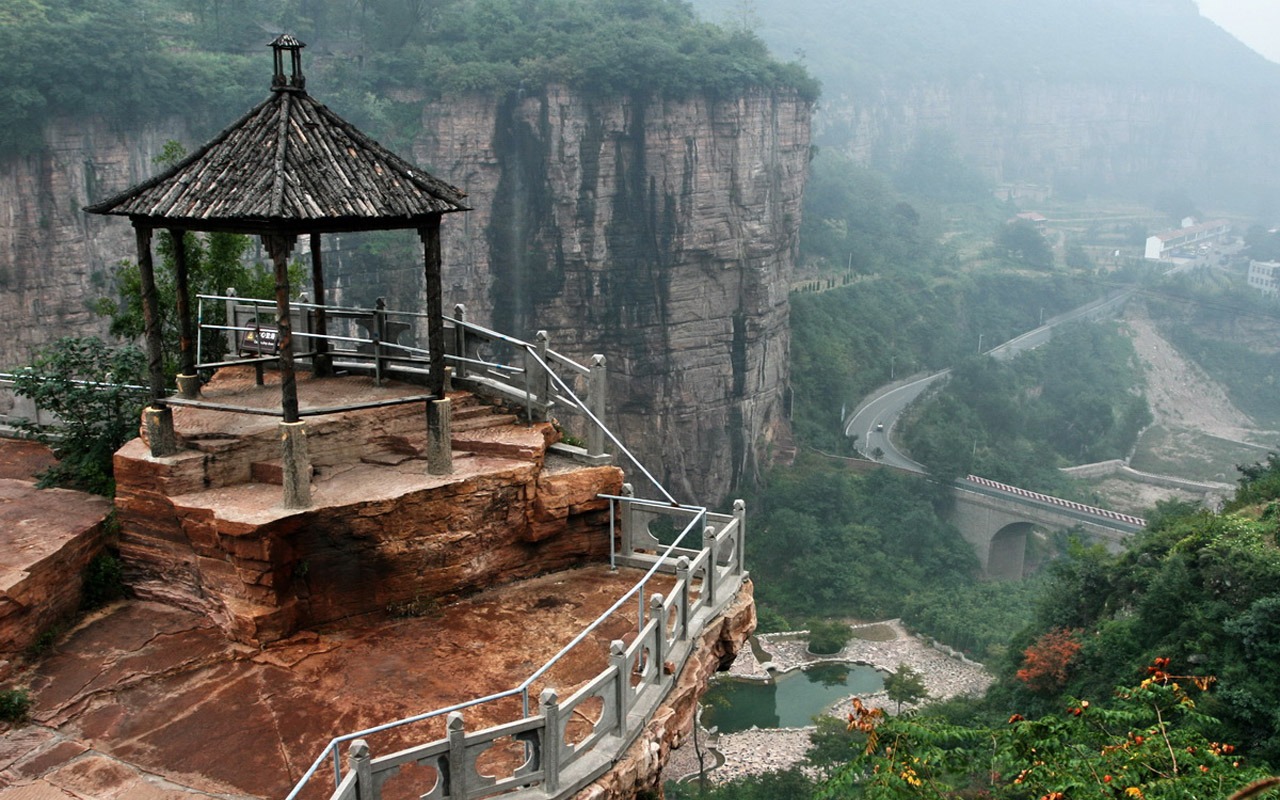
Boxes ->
[0,689,30,723]
[808,619,852,655]
[81,551,126,610]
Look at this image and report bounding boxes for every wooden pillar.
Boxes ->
[135,224,177,456]
[309,232,331,377]
[170,228,199,398]
[136,225,166,403]
[420,217,445,398]
[264,233,300,423]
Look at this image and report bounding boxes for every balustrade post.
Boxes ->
[540,689,561,793]
[702,526,718,609]
[675,557,691,639]
[587,354,607,457]
[610,640,629,732]
[733,499,747,576]
[649,594,667,684]
[453,304,467,380]
[348,739,372,796]
[447,712,468,799]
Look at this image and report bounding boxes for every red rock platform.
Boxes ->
[0,441,112,661]
[0,565,679,799]
[113,367,625,645]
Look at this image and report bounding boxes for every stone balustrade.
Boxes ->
[293,495,749,800]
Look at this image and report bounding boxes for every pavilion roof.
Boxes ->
[86,39,468,234]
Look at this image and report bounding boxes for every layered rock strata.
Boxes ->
[112,367,624,644]
[0,477,112,659]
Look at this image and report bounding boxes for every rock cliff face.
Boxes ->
[413,86,811,502]
[0,88,811,503]
[0,117,189,364]
[820,80,1280,208]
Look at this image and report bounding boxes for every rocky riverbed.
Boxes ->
[663,619,993,785]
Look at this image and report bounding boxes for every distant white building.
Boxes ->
[1144,219,1232,260]
[1248,260,1280,295]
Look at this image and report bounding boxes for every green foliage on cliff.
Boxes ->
[0,0,816,155]
[11,337,147,495]
[748,456,981,625]
[978,462,1280,765]
[899,323,1153,486]
[789,273,1102,454]
[0,0,259,154]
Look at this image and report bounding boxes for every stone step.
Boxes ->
[452,412,520,432]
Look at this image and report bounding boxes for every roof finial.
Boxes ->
[270,34,306,92]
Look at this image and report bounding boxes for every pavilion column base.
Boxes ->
[280,421,312,508]
[176,374,200,399]
[427,398,452,475]
[144,406,178,457]
[312,353,333,378]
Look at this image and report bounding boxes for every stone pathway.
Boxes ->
[664,620,992,785]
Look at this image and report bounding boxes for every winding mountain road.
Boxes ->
[843,290,1134,470]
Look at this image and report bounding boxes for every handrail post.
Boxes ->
[675,557,691,640]
[588,354,607,457]
[223,287,238,356]
[196,294,204,367]
[447,712,468,798]
[610,640,629,731]
[619,484,634,555]
[453,304,467,380]
[349,740,371,796]
[702,526,718,609]
[540,689,561,793]
[733,499,747,576]
[535,330,551,418]
[374,297,387,385]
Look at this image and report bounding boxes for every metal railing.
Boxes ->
[287,493,747,800]
[962,474,1147,530]
[0,372,150,436]
[194,294,611,457]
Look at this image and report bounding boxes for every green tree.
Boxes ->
[996,219,1054,269]
[883,663,927,714]
[12,337,147,495]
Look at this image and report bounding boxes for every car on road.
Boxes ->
[875,422,884,432]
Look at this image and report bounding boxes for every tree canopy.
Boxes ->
[0,0,816,155]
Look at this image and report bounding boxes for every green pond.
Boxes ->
[701,662,885,732]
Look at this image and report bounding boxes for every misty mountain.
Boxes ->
[689,0,1280,213]
[689,0,1280,94]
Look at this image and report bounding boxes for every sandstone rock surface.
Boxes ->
[0,472,111,659]
[0,565,735,800]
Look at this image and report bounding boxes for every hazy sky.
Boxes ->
[1197,0,1280,63]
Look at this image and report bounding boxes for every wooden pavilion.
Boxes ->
[86,35,469,507]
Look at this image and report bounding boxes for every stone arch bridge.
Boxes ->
[952,475,1146,579]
